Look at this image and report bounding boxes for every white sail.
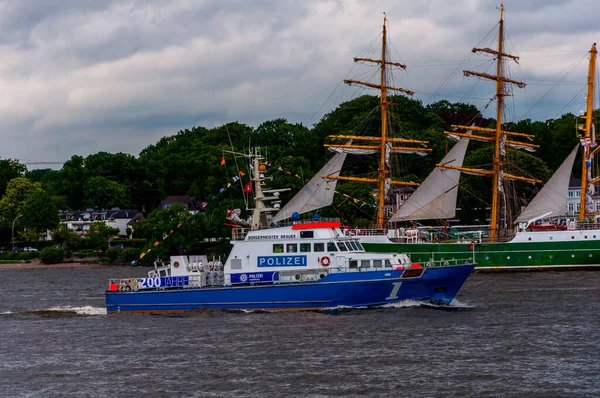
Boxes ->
[329,147,377,155]
[391,149,429,156]
[329,146,429,156]
[388,136,470,222]
[271,150,347,223]
[515,144,579,223]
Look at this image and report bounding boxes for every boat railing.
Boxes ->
[107,272,226,292]
[231,227,248,241]
[273,217,341,228]
[232,218,343,240]
[342,228,386,237]
[575,222,600,230]
[414,257,475,267]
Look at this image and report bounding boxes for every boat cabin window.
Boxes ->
[286,243,298,253]
[159,269,169,277]
[349,260,358,269]
[347,241,358,251]
[373,259,382,268]
[327,242,338,252]
[337,242,348,251]
[300,231,314,238]
[300,243,311,252]
[273,244,284,253]
[360,260,370,268]
[385,259,392,267]
[356,242,365,251]
[314,243,325,252]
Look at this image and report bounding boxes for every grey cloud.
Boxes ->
[0,0,598,165]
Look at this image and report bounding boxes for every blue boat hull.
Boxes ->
[105,264,474,314]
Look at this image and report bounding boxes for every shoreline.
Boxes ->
[0,260,127,270]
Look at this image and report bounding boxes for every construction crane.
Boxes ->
[20,161,64,165]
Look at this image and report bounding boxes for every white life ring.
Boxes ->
[320,256,331,267]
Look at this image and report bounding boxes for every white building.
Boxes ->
[59,209,140,237]
[566,179,600,217]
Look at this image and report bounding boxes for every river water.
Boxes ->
[0,266,599,397]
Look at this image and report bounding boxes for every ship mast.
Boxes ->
[437,3,540,242]
[323,14,431,229]
[579,43,597,222]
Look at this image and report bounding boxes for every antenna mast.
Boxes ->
[324,14,431,229]
[437,3,540,242]
[579,43,597,221]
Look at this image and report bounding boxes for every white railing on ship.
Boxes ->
[575,222,600,230]
[107,272,225,292]
[232,218,342,240]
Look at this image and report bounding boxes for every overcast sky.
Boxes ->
[1,0,599,166]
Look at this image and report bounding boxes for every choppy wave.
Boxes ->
[1,305,107,317]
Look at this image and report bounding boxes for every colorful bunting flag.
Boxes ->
[243,181,252,193]
[220,155,226,166]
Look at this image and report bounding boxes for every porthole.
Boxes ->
[572,254,575,258]
[528,256,532,259]
[486,256,489,260]
[590,254,593,257]
[572,236,575,239]
[528,237,532,241]
[549,255,553,259]
[550,237,553,240]
[507,256,511,259]
[585,236,588,239]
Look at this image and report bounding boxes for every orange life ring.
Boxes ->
[320,256,331,267]
[173,261,180,268]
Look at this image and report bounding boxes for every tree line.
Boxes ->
[0,95,587,254]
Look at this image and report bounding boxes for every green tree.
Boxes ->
[51,223,82,248]
[83,176,130,209]
[21,189,60,232]
[59,155,87,209]
[0,178,41,227]
[0,159,26,197]
[87,222,120,252]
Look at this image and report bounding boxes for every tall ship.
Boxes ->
[105,147,475,314]
[275,6,600,271]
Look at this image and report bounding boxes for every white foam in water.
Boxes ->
[379,300,423,309]
[46,306,107,316]
[449,298,476,308]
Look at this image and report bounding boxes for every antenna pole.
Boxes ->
[579,43,597,222]
[440,3,535,241]
[377,13,388,229]
[489,3,505,242]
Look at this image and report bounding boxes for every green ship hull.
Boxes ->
[362,240,600,271]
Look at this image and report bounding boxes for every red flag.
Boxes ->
[220,155,225,166]
[243,181,252,193]
[239,171,245,176]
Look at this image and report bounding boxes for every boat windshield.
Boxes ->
[327,242,338,252]
[338,242,348,251]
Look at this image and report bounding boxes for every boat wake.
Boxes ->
[1,306,107,317]
[379,298,476,310]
